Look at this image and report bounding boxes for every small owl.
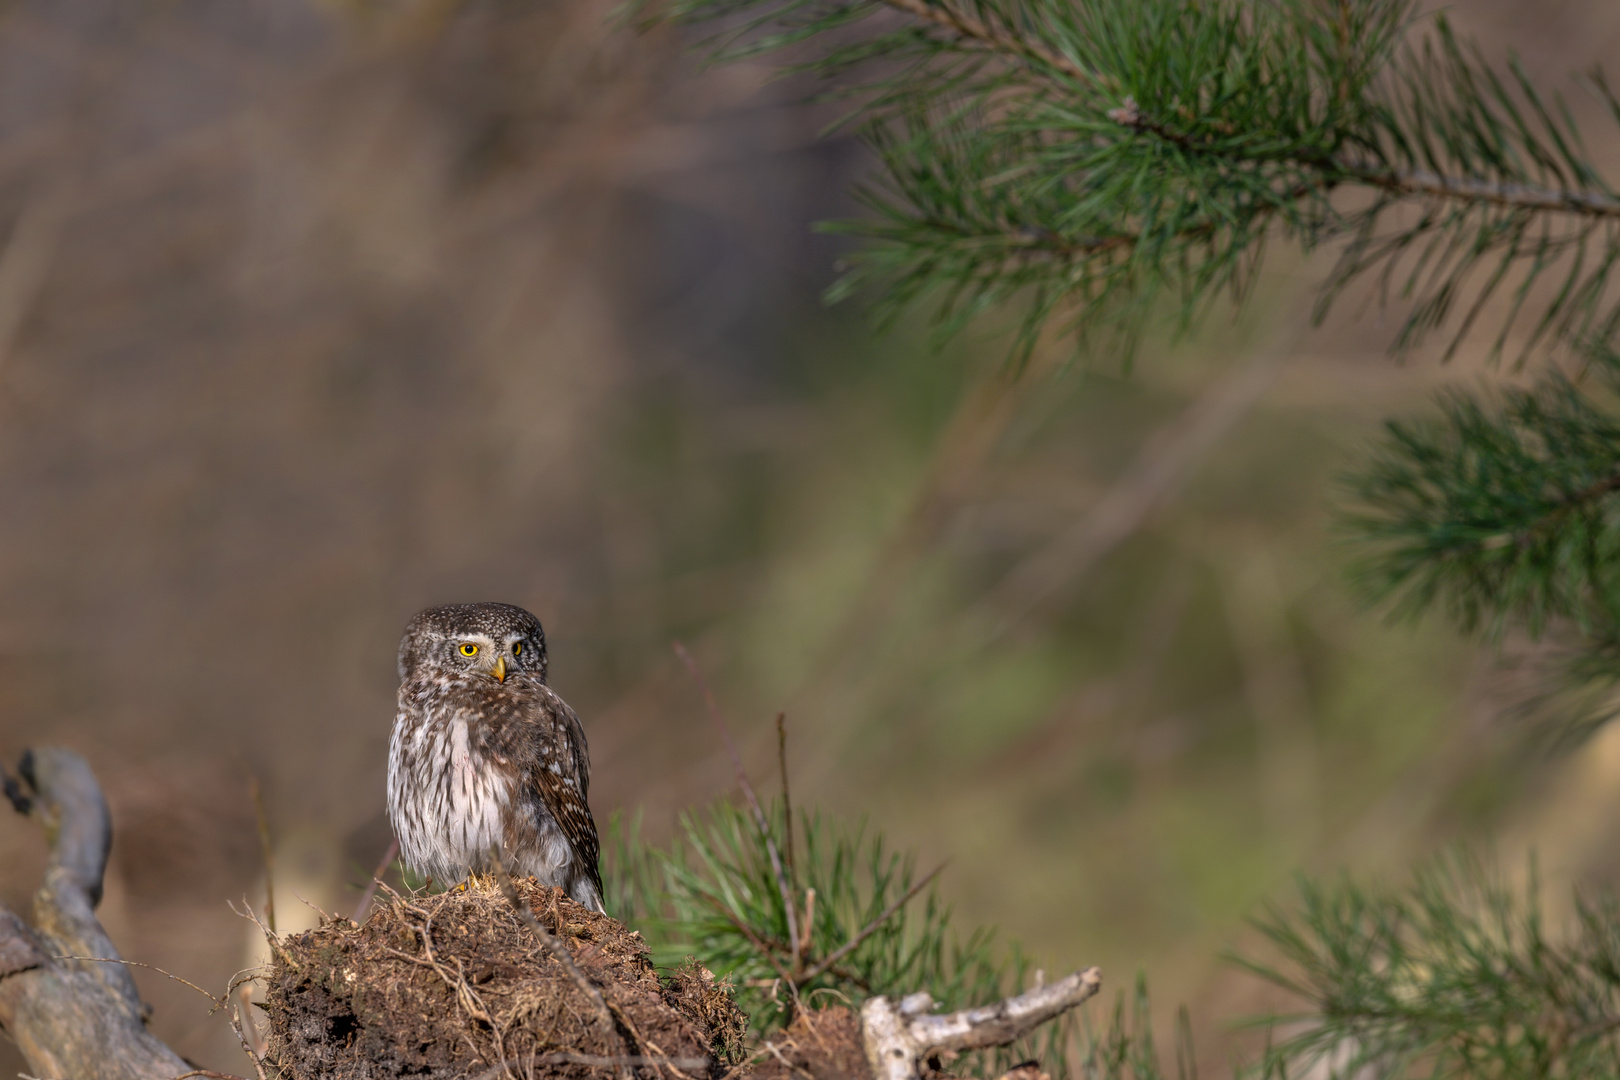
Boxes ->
[387,602,604,911]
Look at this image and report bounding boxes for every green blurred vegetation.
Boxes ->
[588,303,1481,911]
[7,1,1620,1076]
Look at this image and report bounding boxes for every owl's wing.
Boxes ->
[528,686,603,896]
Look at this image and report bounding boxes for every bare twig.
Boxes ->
[800,888,816,957]
[248,776,276,934]
[231,900,297,972]
[862,967,1103,1080]
[798,864,944,985]
[237,980,268,1060]
[49,955,221,1007]
[352,837,400,924]
[876,0,1099,88]
[230,990,270,1080]
[673,642,801,976]
[777,711,795,890]
[1347,162,1620,218]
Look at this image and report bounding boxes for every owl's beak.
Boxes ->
[492,656,507,683]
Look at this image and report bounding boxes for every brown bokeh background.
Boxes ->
[3,0,1620,1074]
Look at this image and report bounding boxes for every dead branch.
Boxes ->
[0,746,195,1079]
[860,967,1103,1080]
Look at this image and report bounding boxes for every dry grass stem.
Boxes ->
[673,643,801,974]
[249,776,277,935]
[352,838,401,924]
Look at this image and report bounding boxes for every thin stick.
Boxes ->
[51,955,221,1007]
[230,991,270,1080]
[798,863,945,985]
[237,980,267,1060]
[174,1071,251,1080]
[231,900,296,971]
[248,776,276,934]
[672,642,800,975]
[497,873,633,1080]
[800,888,816,956]
[776,711,795,889]
[352,837,400,924]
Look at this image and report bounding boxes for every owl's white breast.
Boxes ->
[389,710,514,883]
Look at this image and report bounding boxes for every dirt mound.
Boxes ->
[263,879,747,1079]
[752,1008,872,1080]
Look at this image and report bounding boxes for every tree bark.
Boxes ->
[0,747,193,1080]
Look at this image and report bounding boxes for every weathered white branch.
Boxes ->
[861,967,1102,1080]
[0,747,193,1080]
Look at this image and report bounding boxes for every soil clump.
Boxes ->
[752,1007,873,1080]
[264,878,746,1080]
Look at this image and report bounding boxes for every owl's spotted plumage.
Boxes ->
[387,602,604,911]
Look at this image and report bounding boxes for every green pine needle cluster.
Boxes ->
[1341,346,1620,743]
[605,799,1079,1074]
[1344,353,1620,637]
[1242,852,1620,1079]
[638,0,1620,363]
[609,4,1620,1077]
[603,795,1206,1080]
[635,0,1620,733]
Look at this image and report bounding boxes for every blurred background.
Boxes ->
[2,0,1620,1074]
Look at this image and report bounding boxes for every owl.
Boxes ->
[387,602,604,911]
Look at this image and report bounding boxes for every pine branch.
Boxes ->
[874,0,1099,86]
[1347,163,1620,217]
[1241,852,1620,1079]
[644,0,1620,359]
[1341,346,1620,640]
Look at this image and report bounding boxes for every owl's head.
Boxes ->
[397,602,549,684]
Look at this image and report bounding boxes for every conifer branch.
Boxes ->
[1342,347,1620,640]
[873,0,1098,87]
[645,0,1620,735]
[648,0,1620,358]
[1348,164,1620,218]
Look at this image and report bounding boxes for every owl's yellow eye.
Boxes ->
[512,642,523,656]
[459,643,479,657]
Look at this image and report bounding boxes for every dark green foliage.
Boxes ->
[634,0,1620,732]
[611,9,1620,1079]
[605,801,1192,1080]
[636,0,1620,363]
[1240,852,1620,1079]
[1344,353,1620,637]
[1340,347,1620,743]
[607,802,1026,1028]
